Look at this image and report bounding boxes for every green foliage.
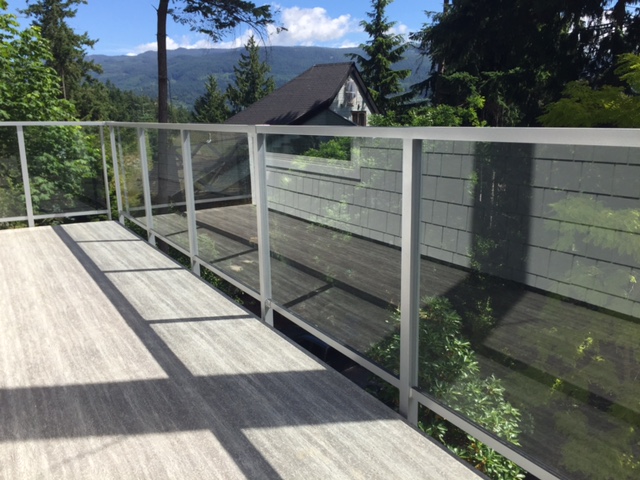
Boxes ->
[367,297,523,479]
[0,5,102,217]
[617,53,640,92]
[192,75,230,123]
[22,0,101,101]
[412,1,640,126]
[370,91,486,127]
[0,5,75,121]
[226,36,275,114]
[23,126,97,214]
[539,54,640,127]
[347,0,410,114]
[303,137,351,161]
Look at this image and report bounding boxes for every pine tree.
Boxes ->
[348,0,410,114]
[21,0,101,101]
[226,36,275,114]
[192,75,230,123]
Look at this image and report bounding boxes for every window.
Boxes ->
[352,111,367,126]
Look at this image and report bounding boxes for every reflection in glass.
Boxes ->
[148,129,189,250]
[266,135,402,367]
[413,140,640,479]
[0,127,27,222]
[190,132,256,292]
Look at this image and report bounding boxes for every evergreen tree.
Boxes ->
[348,0,410,114]
[193,75,230,123]
[412,0,640,126]
[21,0,101,101]
[226,36,275,114]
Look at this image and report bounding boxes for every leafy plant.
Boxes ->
[368,297,524,479]
[303,137,352,161]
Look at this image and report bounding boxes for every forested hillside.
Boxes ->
[89,46,428,109]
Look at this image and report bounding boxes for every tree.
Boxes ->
[21,0,101,101]
[156,0,273,123]
[412,1,640,126]
[348,0,410,114]
[192,75,230,123]
[0,2,97,219]
[0,2,74,122]
[539,54,640,127]
[226,35,275,114]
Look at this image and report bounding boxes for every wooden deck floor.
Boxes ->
[0,221,480,479]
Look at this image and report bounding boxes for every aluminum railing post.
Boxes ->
[109,126,124,224]
[138,127,155,245]
[399,138,422,424]
[252,127,273,326]
[16,126,35,228]
[181,129,200,275]
[99,126,112,220]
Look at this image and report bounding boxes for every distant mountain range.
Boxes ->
[89,46,430,109]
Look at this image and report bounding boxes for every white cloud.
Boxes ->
[389,23,409,37]
[268,7,357,46]
[127,35,216,55]
[127,6,361,54]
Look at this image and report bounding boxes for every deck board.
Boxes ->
[0,221,480,479]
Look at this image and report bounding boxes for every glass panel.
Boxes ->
[116,127,146,225]
[266,134,402,368]
[417,140,640,479]
[0,126,27,222]
[148,129,188,250]
[191,131,255,291]
[24,126,106,216]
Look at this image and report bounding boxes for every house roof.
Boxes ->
[225,62,379,125]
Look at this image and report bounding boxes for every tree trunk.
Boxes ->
[157,0,169,123]
[155,0,175,223]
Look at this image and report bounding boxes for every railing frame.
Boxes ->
[4,120,640,480]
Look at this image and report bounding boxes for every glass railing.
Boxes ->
[3,120,639,480]
[0,122,111,227]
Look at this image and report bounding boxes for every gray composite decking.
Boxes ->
[174,204,640,469]
[0,221,481,479]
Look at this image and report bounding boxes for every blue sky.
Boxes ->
[8,1,444,56]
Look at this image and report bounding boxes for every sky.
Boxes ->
[7,1,444,56]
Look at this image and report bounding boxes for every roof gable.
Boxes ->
[226,62,378,125]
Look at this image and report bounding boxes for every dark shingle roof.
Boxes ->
[225,62,378,125]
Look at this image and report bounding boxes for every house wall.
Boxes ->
[266,139,640,317]
[329,75,374,125]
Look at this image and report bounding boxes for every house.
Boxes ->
[225,62,380,126]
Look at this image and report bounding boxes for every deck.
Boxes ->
[166,204,640,472]
[0,221,480,479]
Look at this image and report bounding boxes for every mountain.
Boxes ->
[89,46,430,109]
